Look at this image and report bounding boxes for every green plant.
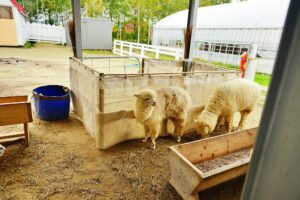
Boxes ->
[24,41,34,48]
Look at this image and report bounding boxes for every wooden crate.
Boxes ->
[169,128,257,200]
[0,96,33,145]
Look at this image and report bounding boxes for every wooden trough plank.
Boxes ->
[169,149,201,200]
[0,96,28,104]
[0,103,33,126]
[176,128,257,164]
[196,163,249,192]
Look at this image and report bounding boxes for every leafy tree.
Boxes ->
[17,0,232,42]
[81,0,104,17]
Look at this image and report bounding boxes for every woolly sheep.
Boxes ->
[0,144,5,157]
[194,78,261,136]
[134,86,191,149]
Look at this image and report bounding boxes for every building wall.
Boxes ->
[152,27,282,58]
[66,17,112,50]
[12,6,27,45]
[0,18,18,46]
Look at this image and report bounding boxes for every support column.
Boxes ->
[71,0,82,59]
[183,0,199,73]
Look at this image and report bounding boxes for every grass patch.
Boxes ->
[24,41,34,48]
[254,73,271,87]
[83,49,113,56]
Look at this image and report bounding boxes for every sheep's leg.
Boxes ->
[215,116,223,131]
[225,114,233,132]
[142,125,150,143]
[238,110,251,130]
[162,119,168,135]
[151,124,160,150]
[175,119,185,143]
[170,118,178,139]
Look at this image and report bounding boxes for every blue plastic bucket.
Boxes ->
[32,85,70,121]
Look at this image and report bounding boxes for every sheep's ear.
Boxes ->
[134,94,140,98]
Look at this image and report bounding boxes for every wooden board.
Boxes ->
[0,102,33,126]
[176,128,256,164]
[0,96,28,104]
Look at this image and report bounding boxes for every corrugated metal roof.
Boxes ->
[154,0,290,29]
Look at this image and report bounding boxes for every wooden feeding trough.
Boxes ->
[0,96,33,145]
[169,128,257,200]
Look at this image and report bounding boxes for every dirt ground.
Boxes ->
[0,45,264,200]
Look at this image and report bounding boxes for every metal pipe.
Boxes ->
[183,0,199,72]
[71,0,82,59]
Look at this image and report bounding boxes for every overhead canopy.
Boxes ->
[154,0,290,29]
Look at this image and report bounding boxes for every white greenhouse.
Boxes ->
[152,0,290,74]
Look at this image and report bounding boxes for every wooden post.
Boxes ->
[141,44,145,58]
[244,44,258,81]
[129,43,133,56]
[113,40,116,54]
[120,42,124,56]
[141,58,145,74]
[71,0,82,59]
[24,123,29,146]
[175,49,180,61]
[155,47,160,59]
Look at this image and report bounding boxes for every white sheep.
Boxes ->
[0,144,5,157]
[194,78,261,136]
[134,86,191,149]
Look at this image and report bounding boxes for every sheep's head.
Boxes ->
[0,144,5,157]
[134,89,157,108]
[193,110,218,136]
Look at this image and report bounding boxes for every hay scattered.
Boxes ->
[0,117,240,200]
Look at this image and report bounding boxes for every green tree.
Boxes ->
[104,0,131,40]
[18,0,232,42]
[81,0,104,17]
[16,0,71,25]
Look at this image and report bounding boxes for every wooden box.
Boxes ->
[169,128,257,200]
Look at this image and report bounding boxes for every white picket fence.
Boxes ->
[25,23,66,44]
[113,40,183,60]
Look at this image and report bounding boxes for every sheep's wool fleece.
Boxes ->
[134,86,191,125]
[205,78,261,116]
